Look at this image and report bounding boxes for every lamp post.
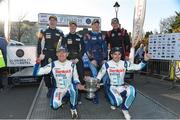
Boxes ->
[113,2,120,18]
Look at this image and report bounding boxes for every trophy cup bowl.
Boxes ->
[84,76,98,99]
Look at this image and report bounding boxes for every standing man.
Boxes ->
[37,15,64,98]
[33,46,85,119]
[105,18,131,60]
[84,19,108,104]
[61,21,85,104]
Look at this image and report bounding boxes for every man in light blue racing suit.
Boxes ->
[33,46,85,119]
[96,47,149,120]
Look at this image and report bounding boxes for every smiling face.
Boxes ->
[91,22,100,32]
[56,51,69,62]
[69,24,77,33]
[111,51,122,62]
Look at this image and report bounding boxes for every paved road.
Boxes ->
[0,74,180,119]
[28,81,177,119]
[0,84,38,119]
[135,73,180,117]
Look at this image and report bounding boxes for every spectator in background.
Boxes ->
[134,43,145,63]
[0,48,5,90]
[0,38,7,91]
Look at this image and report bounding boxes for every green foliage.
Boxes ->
[171,11,180,32]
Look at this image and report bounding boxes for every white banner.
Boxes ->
[129,0,146,63]
[7,46,37,67]
[132,0,146,43]
[38,13,101,28]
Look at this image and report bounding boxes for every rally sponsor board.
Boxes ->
[38,13,101,28]
[7,46,37,67]
[148,33,180,60]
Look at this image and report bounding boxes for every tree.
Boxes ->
[171,11,180,32]
[10,15,33,42]
[135,31,153,50]
[159,16,175,33]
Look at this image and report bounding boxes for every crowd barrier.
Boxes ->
[140,59,180,82]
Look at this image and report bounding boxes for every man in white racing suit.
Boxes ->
[96,47,148,120]
[33,46,85,119]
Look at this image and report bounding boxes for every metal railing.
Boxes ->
[145,59,170,76]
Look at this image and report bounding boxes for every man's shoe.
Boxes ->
[110,105,116,110]
[71,109,78,119]
[122,110,131,120]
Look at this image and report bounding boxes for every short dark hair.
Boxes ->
[49,15,57,21]
[69,21,77,26]
[110,47,122,54]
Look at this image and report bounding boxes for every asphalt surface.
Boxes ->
[0,74,180,119]
[28,81,177,119]
[135,73,180,117]
[0,84,38,119]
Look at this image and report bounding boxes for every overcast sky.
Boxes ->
[0,0,179,34]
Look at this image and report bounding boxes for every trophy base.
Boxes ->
[86,92,95,99]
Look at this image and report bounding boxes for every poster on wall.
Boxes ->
[148,33,180,60]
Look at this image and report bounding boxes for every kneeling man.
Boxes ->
[33,46,85,119]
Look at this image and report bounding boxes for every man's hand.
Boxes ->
[36,58,41,64]
[72,58,79,64]
[39,53,45,60]
[77,84,85,91]
[36,32,43,40]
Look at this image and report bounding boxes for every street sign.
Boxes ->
[38,13,101,28]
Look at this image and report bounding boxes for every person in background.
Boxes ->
[33,46,85,119]
[0,48,5,91]
[37,15,64,98]
[61,21,85,104]
[134,43,145,63]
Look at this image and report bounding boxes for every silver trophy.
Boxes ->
[84,76,98,99]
